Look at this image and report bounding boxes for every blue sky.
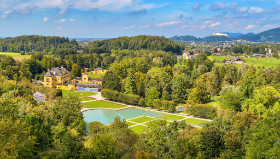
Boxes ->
[0,0,279,38]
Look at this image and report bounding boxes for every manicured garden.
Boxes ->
[62,90,96,98]
[82,100,126,109]
[80,97,95,102]
[160,114,185,121]
[129,116,154,123]
[126,121,135,126]
[130,125,149,133]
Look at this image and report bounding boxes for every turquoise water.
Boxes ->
[83,108,164,125]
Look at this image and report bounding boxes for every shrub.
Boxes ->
[161,100,177,112]
[186,104,217,118]
[101,89,119,101]
[153,99,162,110]
[161,100,169,110]
[118,93,140,105]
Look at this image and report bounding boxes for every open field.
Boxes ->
[185,118,210,125]
[82,100,126,109]
[62,90,96,98]
[129,116,154,123]
[0,52,32,61]
[126,121,135,126]
[208,56,280,69]
[130,125,149,133]
[87,73,104,78]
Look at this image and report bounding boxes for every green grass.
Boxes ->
[62,90,96,98]
[126,121,135,126]
[206,96,221,109]
[185,118,211,125]
[0,52,32,58]
[160,114,185,121]
[80,97,95,102]
[208,56,234,61]
[130,125,149,133]
[82,100,126,109]
[129,116,154,123]
[144,120,171,126]
[87,73,104,78]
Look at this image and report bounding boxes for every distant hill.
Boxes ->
[0,35,79,54]
[70,38,107,41]
[84,35,185,54]
[169,35,233,43]
[222,32,254,38]
[238,27,280,42]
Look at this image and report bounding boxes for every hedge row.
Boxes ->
[102,89,177,112]
[186,104,217,118]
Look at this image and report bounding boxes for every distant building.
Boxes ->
[225,58,243,64]
[253,54,264,58]
[33,92,45,101]
[182,50,194,59]
[212,32,229,37]
[44,67,105,91]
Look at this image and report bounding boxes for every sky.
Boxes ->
[0,0,280,38]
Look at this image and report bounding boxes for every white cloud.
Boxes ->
[237,7,248,13]
[69,18,75,22]
[139,25,150,29]
[156,21,181,27]
[0,0,156,16]
[201,25,206,29]
[248,7,264,14]
[245,25,258,30]
[59,8,67,15]
[210,22,221,27]
[43,17,50,21]
[59,18,66,23]
[121,25,136,30]
[56,26,63,30]
[204,21,213,24]
[1,10,12,18]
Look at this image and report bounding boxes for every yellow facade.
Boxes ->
[44,73,71,88]
[72,75,102,85]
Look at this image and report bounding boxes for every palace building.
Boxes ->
[44,66,104,91]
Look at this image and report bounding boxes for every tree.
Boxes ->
[88,121,105,135]
[171,74,191,103]
[71,63,81,77]
[220,90,241,111]
[153,99,162,110]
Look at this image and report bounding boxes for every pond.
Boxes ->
[83,108,164,125]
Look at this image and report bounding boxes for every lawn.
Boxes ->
[87,73,104,78]
[185,118,211,125]
[62,90,96,98]
[130,125,149,133]
[0,52,32,58]
[160,114,185,121]
[80,97,95,102]
[126,121,135,126]
[129,116,154,123]
[82,100,126,109]
[144,120,171,126]
[243,57,280,68]
[206,96,221,109]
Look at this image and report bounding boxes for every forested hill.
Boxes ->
[238,27,280,42]
[0,35,79,54]
[83,35,185,54]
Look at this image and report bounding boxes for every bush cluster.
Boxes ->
[186,104,217,118]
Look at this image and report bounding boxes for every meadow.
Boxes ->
[0,52,31,61]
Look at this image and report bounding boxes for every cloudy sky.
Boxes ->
[0,0,279,38]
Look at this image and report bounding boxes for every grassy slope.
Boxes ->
[82,100,126,109]
[0,52,32,58]
[62,90,96,98]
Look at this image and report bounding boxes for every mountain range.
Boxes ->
[169,27,280,43]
